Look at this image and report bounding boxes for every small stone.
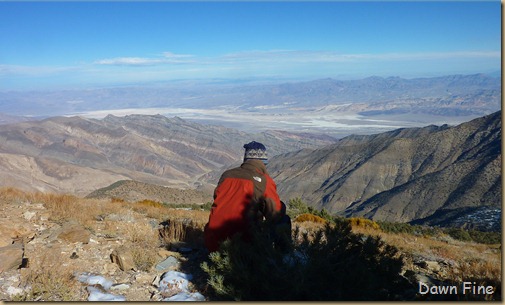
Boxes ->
[151,274,161,288]
[110,283,130,291]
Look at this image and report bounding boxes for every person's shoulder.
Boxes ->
[220,165,250,180]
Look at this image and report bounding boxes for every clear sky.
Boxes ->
[0,1,501,90]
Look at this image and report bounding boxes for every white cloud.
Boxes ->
[95,52,195,66]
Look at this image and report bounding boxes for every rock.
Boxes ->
[57,221,91,244]
[0,221,35,247]
[0,243,24,272]
[110,283,130,291]
[110,247,135,271]
[155,256,180,272]
[134,273,155,285]
[23,211,36,221]
[416,260,441,272]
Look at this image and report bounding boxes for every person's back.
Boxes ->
[204,141,289,252]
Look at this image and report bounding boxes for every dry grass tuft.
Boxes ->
[14,248,82,301]
[125,222,160,272]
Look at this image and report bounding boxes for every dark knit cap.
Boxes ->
[243,141,268,161]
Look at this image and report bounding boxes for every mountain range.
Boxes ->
[0,107,500,230]
[0,74,499,118]
[0,114,336,196]
[268,111,501,230]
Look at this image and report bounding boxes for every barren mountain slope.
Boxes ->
[0,114,336,196]
[268,111,501,228]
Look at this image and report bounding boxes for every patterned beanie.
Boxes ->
[243,141,268,161]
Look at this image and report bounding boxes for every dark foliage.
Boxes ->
[201,221,413,301]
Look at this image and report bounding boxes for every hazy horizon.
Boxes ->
[0,2,500,91]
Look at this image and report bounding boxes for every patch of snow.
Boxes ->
[77,273,113,290]
[87,286,126,301]
[158,271,205,301]
[163,292,206,301]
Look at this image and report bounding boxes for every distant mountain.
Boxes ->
[0,112,32,125]
[0,114,336,196]
[268,111,501,230]
[0,74,499,117]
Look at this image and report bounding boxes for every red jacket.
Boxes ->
[204,159,283,252]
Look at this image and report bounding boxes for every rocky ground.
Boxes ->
[0,193,211,301]
[0,189,501,301]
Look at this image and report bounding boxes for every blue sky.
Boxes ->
[0,1,501,90]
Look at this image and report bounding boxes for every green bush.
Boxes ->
[286,197,309,218]
[201,221,412,301]
[286,198,334,223]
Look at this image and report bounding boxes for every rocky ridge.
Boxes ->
[85,180,212,204]
[268,111,502,229]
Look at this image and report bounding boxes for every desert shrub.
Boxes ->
[295,213,327,224]
[126,222,160,271]
[14,250,81,301]
[349,217,381,230]
[377,221,443,238]
[200,201,213,211]
[201,221,412,301]
[467,230,501,245]
[110,197,125,203]
[136,199,165,208]
[446,227,472,242]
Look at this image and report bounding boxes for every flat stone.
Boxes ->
[155,256,180,272]
[57,221,91,244]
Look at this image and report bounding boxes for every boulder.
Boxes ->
[110,246,135,271]
[0,243,24,272]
